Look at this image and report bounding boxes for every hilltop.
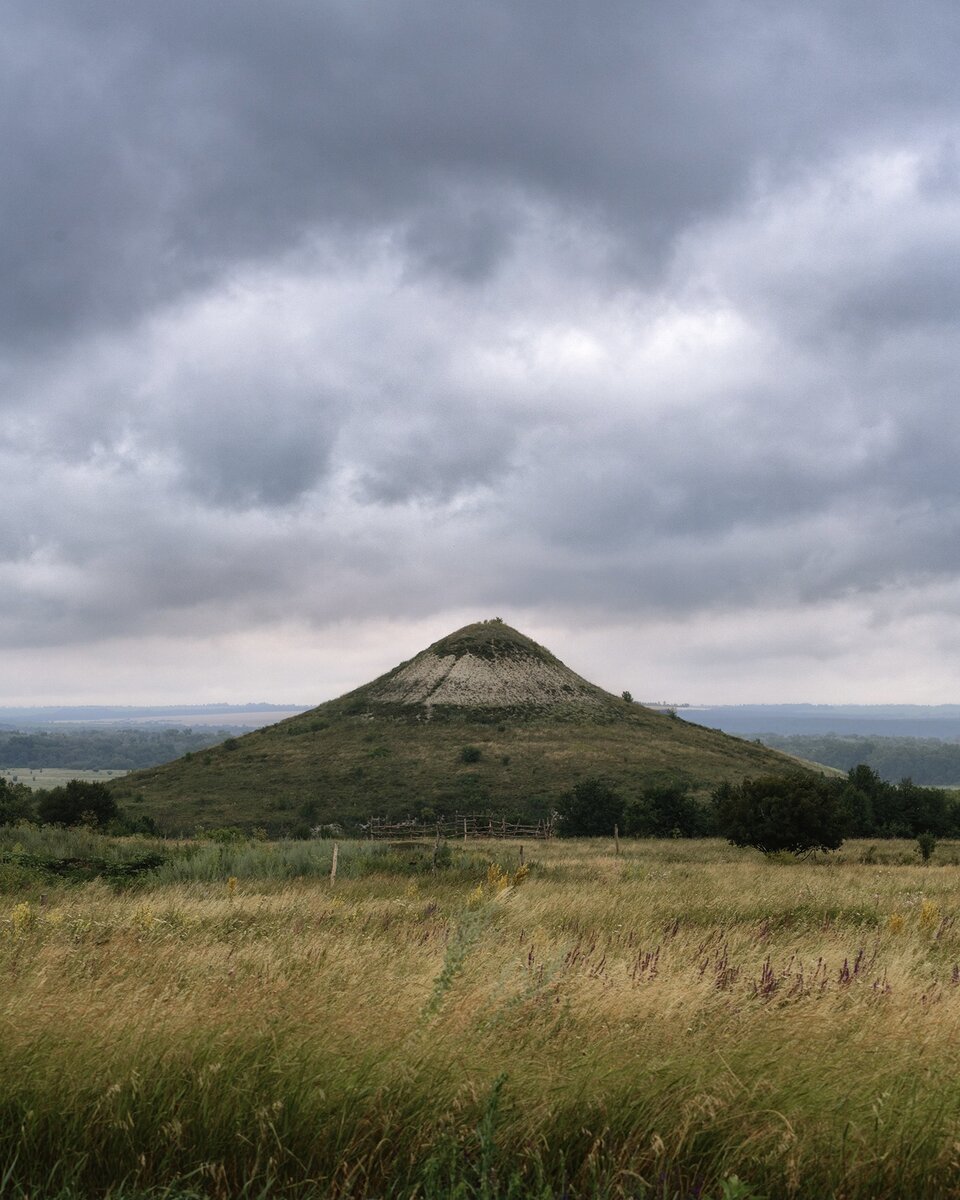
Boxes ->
[111,620,810,832]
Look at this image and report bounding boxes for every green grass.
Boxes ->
[110,702,801,834]
[5,836,960,1197]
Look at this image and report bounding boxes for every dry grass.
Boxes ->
[4,838,960,1197]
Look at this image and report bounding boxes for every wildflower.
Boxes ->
[920,899,938,929]
[887,913,905,933]
[226,877,238,897]
[513,863,529,887]
[132,905,155,933]
[486,863,510,893]
[10,902,32,938]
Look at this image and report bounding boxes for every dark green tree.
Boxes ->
[892,778,951,838]
[712,774,845,855]
[36,779,118,828]
[555,777,624,837]
[626,783,710,838]
[0,777,34,825]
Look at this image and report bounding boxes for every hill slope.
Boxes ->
[111,620,811,831]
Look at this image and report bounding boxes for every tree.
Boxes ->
[555,777,624,837]
[36,779,118,828]
[625,783,710,838]
[712,774,845,855]
[0,777,34,825]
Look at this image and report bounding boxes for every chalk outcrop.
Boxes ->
[364,620,607,709]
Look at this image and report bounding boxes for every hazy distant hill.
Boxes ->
[756,733,960,785]
[0,704,308,730]
[110,620,806,832]
[682,705,960,740]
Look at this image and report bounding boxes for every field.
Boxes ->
[1,767,129,791]
[5,833,960,1198]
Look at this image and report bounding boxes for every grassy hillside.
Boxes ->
[111,622,809,833]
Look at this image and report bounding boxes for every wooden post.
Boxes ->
[614,824,620,856]
[519,844,524,867]
[464,817,468,842]
[330,842,339,885]
[433,822,441,870]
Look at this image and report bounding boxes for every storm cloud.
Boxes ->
[4,0,960,702]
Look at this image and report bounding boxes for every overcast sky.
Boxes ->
[4,0,960,705]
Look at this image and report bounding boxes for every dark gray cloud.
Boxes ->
[8,0,960,346]
[3,1,960,698]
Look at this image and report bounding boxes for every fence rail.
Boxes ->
[362,814,554,841]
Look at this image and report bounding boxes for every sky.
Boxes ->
[4,0,960,705]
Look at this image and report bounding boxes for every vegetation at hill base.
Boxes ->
[0,775,157,837]
[551,767,960,849]
[6,831,960,1198]
[713,773,846,855]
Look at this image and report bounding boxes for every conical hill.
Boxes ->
[356,620,608,711]
[111,620,810,833]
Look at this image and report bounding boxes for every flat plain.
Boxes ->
[4,832,960,1198]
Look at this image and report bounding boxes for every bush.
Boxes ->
[626,783,711,838]
[459,745,482,764]
[556,777,624,837]
[0,778,34,826]
[712,774,845,856]
[36,780,118,828]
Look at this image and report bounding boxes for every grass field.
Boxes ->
[1,767,129,791]
[5,833,960,1197]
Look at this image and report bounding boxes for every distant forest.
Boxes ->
[760,734,960,785]
[0,727,230,770]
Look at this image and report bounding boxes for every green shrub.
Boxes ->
[556,777,624,837]
[36,780,117,828]
[713,774,845,856]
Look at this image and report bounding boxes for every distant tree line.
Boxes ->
[556,765,960,845]
[756,733,960,785]
[0,726,229,771]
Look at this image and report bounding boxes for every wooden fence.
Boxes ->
[361,814,554,841]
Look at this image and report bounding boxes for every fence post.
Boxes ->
[330,842,339,885]
[614,824,620,856]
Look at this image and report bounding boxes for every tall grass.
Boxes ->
[4,839,960,1196]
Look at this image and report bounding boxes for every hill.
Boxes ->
[110,620,812,832]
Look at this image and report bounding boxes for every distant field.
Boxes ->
[1,766,128,790]
[4,833,960,1197]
